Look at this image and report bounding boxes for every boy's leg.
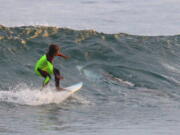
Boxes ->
[54,68,64,89]
[54,68,60,88]
[38,68,51,87]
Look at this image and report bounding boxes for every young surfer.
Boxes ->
[35,44,68,90]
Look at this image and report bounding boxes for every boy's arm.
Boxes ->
[57,53,69,59]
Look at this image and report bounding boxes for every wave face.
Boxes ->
[0,25,180,104]
[0,25,180,88]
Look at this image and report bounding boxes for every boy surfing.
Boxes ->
[35,44,68,90]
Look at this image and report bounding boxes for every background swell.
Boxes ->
[0,25,180,94]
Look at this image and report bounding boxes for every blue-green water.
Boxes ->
[0,25,180,134]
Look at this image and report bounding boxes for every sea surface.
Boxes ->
[0,0,180,135]
[0,0,180,35]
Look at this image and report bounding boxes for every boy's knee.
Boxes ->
[43,76,51,85]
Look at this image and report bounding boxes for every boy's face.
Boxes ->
[55,48,60,56]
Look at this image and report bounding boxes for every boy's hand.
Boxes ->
[57,75,64,80]
[60,76,64,80]
[64,56,70,59]
[57,53,69,59]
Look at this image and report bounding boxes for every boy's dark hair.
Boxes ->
[47,44,60,57]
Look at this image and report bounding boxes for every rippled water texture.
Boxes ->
[0,25,180,134]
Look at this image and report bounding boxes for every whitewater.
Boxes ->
[0,0,180,135]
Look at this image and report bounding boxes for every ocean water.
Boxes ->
[0,0,180,135]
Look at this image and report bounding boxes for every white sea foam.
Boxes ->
[162,63,180,74]
[0,84,83,106]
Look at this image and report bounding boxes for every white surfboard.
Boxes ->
[63,82,83,93]
[55,82,83,102]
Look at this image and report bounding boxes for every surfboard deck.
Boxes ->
[59,82,83,94]
[52,82,83,102]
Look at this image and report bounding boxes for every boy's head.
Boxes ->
[48,44,60,56]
